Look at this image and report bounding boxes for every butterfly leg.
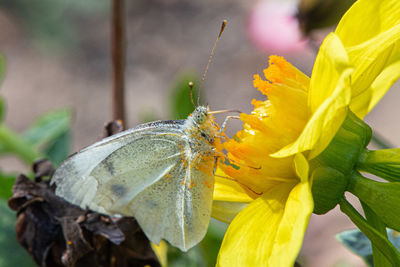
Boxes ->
[214,173,262,196]
[220,116,240,138]
[213,149,261,171]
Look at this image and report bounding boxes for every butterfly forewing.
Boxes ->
[52,120,184,208]
[89,134,184,214]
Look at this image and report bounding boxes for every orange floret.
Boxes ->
[253,74,272,95]
[265,55,296,83]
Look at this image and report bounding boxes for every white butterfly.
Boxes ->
[51,106,222,251]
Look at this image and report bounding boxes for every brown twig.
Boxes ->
[111,0,126,128]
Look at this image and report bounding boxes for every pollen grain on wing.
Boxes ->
[204,181,212,189]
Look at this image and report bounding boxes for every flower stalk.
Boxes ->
[361,201,391,267]
[339,197,400,266]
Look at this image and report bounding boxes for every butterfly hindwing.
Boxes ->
[129,153,215,251]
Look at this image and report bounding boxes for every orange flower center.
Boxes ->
[221,56,311,195]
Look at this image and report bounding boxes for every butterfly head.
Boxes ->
[191,106,208,125]
[186,106,221,148]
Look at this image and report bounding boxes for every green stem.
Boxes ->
[0,125,41,164]
[361,201,391,267]
[348,172,400,232]
[357,148,400,182]
[339,198,400,266]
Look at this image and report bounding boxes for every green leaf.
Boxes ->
[22,108,72,149]
[0,173,16,199]
[170,74,199,120]
[336,229,374,266]
[166,220,227,267]
[199,219,227,267]
[0,125,41,164]
[44,130,71,166]
[167,244,205,267]
[337,229,400,267]
[357,148,400,182]
[0,109,71,165]
[0,200,36,267]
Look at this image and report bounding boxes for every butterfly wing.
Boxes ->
[52,121,184,212]
[52,120,215,251]
[129,153,215,251]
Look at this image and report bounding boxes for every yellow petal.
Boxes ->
[151,241,168,267]
[349,56,400,117]
[294,153,309,183]
[213,169,254,203]
[272,34,353,159]
[335,0,400,117]
[308,33,351,113]
[336,0,400,47]
[212,169,253,223]
[269,181,313,266]
[368,59,400,112]
[217,180,310,266]
[346,25,400,117]
[212,201,248,223]
[268,153,313,265]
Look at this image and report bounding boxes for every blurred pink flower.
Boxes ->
[248,0,308,54]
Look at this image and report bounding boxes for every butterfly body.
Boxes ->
[52,106,221,251]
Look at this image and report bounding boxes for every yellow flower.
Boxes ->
[214,0,400,266]
[215,55,316,267]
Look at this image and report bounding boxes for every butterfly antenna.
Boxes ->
[188,81,195,108]
[198,19,227,106]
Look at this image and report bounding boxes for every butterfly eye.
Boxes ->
[201,132,207,138]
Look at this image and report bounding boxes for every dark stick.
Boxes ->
[111,0,126,127]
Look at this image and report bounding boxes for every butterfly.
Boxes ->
[52,20,231,251]
[51,105,224,251]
